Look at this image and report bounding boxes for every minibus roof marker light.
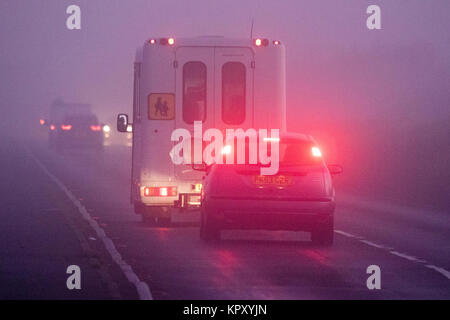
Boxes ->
[159,37,175,46]
[254,38,269,47]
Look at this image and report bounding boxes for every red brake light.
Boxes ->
[221,145,232,155]
[50,125,55,131]
[160,187,168,196]
[312,147,322,158]
[273,40,281,45]
[149,39,156,44]
[61,124,72,131]
[90,125,101,131]
[144,186,177,197]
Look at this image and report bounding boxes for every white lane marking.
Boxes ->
[28,149,152,300]
[389,251,427,264]
[425,265,450,280]
[334,230,359,239]
[335,229,450,282]
[359,240,393,250]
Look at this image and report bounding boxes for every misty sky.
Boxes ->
[0,0,449,130]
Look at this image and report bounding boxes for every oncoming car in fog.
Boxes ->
[197,133,343,245]
[49,113,104,151]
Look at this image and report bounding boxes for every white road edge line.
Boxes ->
[334,230,358,238]
[389,251,427,264]
[425,265,450,280]
[359,239,393,250]
[335,229,450,282]
[28,148,153,300]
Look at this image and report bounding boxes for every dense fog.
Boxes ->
[1,0,449,210]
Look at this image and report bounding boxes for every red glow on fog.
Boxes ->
[312,146,322,157]
[302,249,328,265]
[212,249,239,281]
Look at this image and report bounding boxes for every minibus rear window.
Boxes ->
[183,62,206,124]
[222,62,246,125]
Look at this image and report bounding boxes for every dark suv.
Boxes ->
[199,133,342,245]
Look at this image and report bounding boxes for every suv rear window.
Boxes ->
[222,138,321,166]
[278,140,322,166]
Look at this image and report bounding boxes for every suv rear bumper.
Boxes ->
[203,197,335,231]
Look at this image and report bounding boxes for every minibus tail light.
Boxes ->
[144,186,177,197]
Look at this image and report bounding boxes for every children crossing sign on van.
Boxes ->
[148,93,175,120]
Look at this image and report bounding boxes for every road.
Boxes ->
[1,135,449,299]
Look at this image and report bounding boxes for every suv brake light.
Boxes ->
[311,147,322,157]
